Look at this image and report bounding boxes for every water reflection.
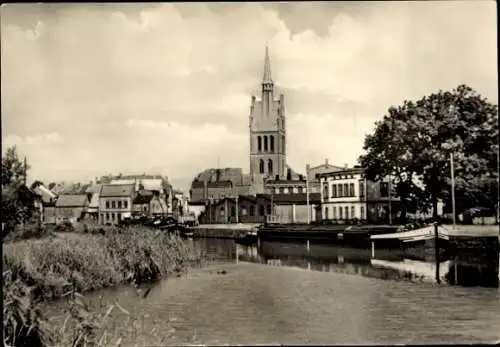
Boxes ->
[230,239,499,288]
[45,238,500,345]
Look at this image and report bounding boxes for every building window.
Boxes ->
[323,183,329,199]
[111,213,115,221]
[287,169,292,180]
[143,205,148,212]
[359,180,365,198]
[332,184,337,198]
[220,207,225,216]
[324,207,329,219]
[258,136,262,152]
[111,201,116,209]
[380,182,389,198]
[345,206,349,220]
[333,207,336,219]
[297,186,303,193]
[338,184,343,197]
[118,200,122,209]
[250,205,255,216]
[266,204,271,215]
[270,136,275,152]
[360,206,365,219]
[349,183,355,197]
[268,159,273,175]
[241,207,247,216]
[343,184,349,197]
[106,201,110,209]
[339,207,343,219]
[106,213,109,221]
[279,187,285,194]
[264,136,268,151]
[282,135,286,153]
[259,159,265,174]
[124,200,128,209]
[231,206,235,217]
[351,206,355,219]
[259,205,265,216]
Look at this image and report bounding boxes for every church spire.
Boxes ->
[262,45,273,84]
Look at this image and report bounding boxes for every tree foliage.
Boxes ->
[2,146,32,235]
[359,85,498,221]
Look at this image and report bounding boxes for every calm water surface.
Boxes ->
[47,238,500,345]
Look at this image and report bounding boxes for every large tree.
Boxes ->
[1,146,31,234]
[359,85,498,223]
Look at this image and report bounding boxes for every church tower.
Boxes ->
[249,46,286,186]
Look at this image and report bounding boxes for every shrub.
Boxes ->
[3,226,202,346]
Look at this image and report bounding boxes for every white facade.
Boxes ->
[320,169,367,220]
[99,196,133,225]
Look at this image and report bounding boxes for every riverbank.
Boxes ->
[3,226,201,346]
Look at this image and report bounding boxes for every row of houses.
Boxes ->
[190,165,418,224]
[28,175,179,226]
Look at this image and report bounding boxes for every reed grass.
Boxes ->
[3,226,201,346]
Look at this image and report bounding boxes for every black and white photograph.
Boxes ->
[1,1,499,346]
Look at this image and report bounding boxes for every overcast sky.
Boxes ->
[1,2,497,191]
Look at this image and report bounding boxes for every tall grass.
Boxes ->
[3,226,201,346]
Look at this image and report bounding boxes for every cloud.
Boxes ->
[4,132,64,148]
[1,2,497,190]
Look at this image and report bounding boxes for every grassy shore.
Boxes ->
[3,226,201,346]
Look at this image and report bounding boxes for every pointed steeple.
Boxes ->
[262,45,273,84]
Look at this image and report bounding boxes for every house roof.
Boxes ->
[109,178,165,192]
[133,191,154,204]
[318,167,364,178]
[110,179,136,185]
[55,194,89,207]
[100,184,135,197]
[32,185,58,204]
[138,179,163,191]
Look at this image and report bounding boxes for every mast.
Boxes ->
[306,164,310,224]
[450,153,456,229]
[388,174,392,225]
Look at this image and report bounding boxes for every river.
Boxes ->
[47,238,500,345]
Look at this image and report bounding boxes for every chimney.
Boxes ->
[344,163,348,169]
[325,158,329,166]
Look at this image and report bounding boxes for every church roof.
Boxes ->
[263,45,273,84]
[192,168,246,186]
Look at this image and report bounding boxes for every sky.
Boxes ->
[1,2,498,192]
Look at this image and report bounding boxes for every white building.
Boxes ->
[319,167,398,223]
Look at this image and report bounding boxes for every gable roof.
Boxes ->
[55,194,89,207]
[100,184,135,197]
[32,185,58,204]
[137,179,163,192]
